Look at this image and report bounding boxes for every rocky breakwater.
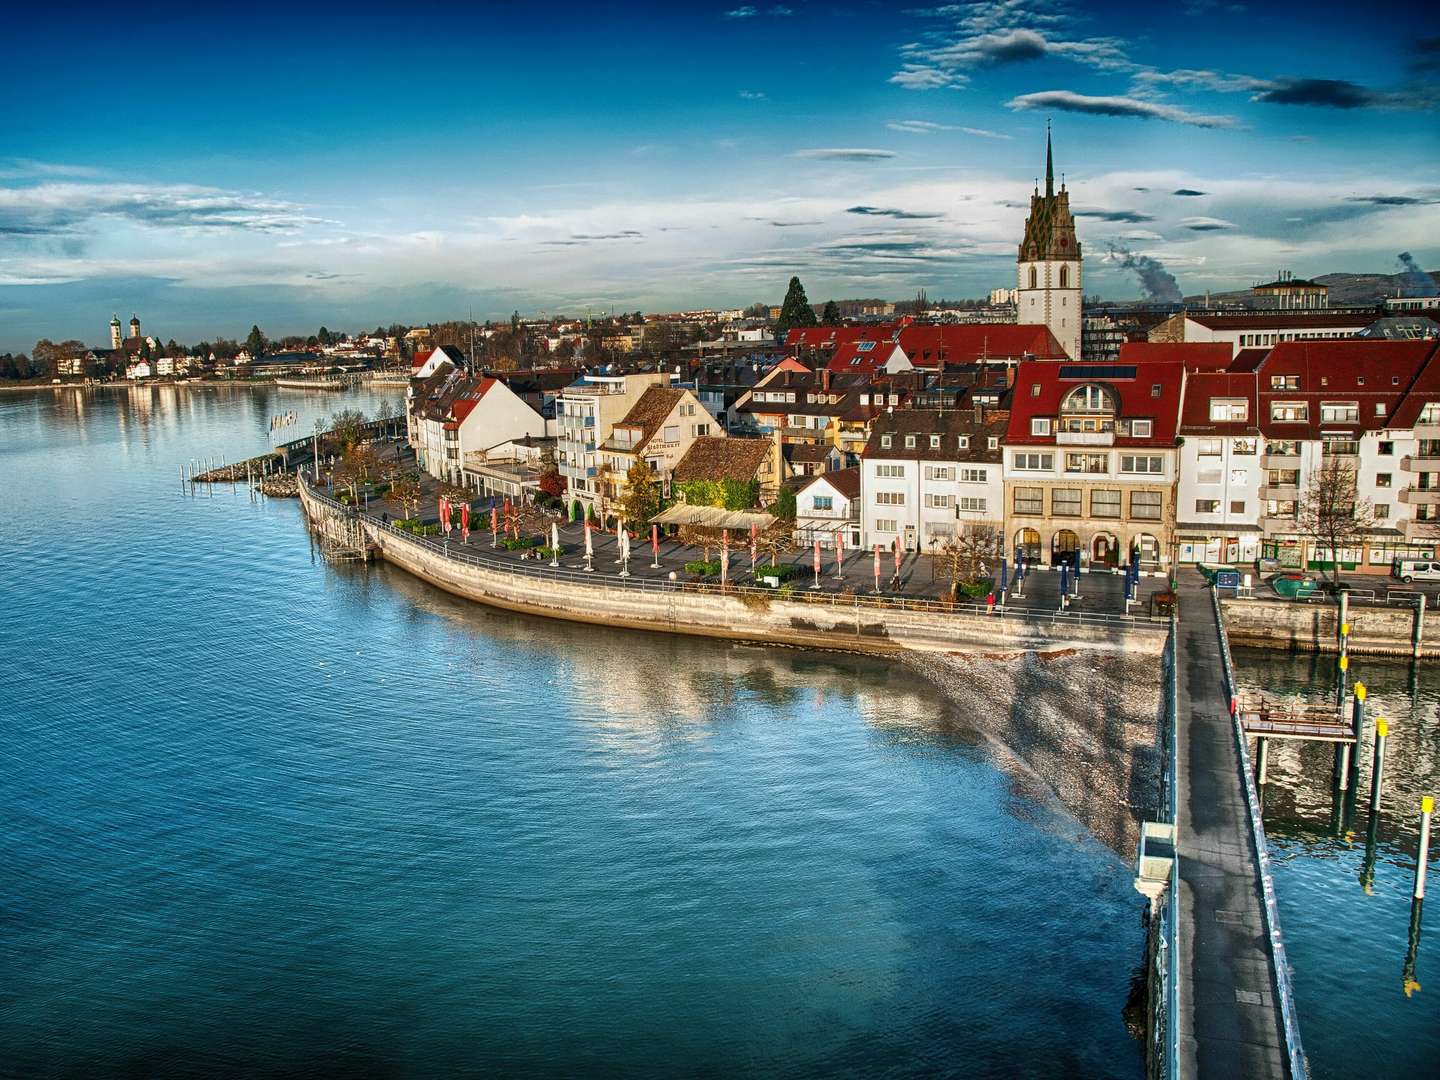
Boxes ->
[908,649,1162,857]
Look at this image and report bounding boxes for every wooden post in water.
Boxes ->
[1414,594,1426,660]
[1368,719,1388,822]
[1417,796,1434,902]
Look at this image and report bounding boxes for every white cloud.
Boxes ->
[886,119,1012,138]
[791,148,899,160]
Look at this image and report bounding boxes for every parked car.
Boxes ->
[1269,572,1320,599]
[1391,558,1440,584]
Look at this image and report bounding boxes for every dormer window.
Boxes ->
[880,434,892,448]
[929,435,941,448]
[1061,384,1115,414]
[904,434,917,449]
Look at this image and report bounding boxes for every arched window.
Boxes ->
[1059,266,1069,288]
[1061,384,1115,414]
[1028,267,1037,290]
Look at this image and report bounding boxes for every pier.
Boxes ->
[1168,581,1305,1079]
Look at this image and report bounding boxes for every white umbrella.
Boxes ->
[550,522,560,567]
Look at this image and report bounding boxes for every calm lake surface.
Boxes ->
[1232,648,1440,1078]
[0,385,1144,1078]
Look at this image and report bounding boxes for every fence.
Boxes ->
[1211,587,1309,1080]
[1148,617,1180,1080]
[301,478,1169,633]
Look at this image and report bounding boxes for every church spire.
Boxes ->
[1045,120,1054,198]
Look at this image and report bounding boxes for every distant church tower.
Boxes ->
[129,315,141,341]
[110,314,122,350]
[1017,126,1082,360]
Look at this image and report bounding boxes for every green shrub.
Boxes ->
[958,578,995,599]
[684,559,722,576]
[535,546,562,560]
[756,562,799,581]
[500,536,541,551]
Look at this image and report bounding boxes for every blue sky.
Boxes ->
[1,0,1436,350]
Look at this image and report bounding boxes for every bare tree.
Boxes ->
[756,519,797,568]
[934,524,1002,600]
[1296,456,1375,589]
[389,473,423,519]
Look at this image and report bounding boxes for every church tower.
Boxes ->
[1017,126,1082,360]
[110,314,122,350]
[129,315,141,342]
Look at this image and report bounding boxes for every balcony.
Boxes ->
[1401,487,1440,504]
[1401,455,1440,471]
[1056,430,1115,446]
[1260,483,1299,500]
[1414,423,1440,439]
[1260,452,1300,468]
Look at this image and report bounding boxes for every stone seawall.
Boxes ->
[1221,595,1436,657]
[299,481,1166,659]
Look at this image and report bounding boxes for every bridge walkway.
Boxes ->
[1173,581,1293,1079]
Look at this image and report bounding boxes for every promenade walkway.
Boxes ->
[1174,580,1293,1079]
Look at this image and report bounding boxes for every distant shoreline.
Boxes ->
[0,379,404,394]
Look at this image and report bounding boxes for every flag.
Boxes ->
[873,544,881,589]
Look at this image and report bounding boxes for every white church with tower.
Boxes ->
[1016,126,1082,361]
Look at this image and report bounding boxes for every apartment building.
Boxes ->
[1003,360,1184,569]
[860,408,1007,552]
[556,372,671,516]
[598,384,722,504]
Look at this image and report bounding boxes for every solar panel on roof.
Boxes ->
[1058,364,1137,380]
[856,341,875,351]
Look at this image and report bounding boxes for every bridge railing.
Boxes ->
[1211,586,1310,1080]
[299,474,1169,631]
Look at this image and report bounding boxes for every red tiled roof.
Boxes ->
[786,325,898,349]
[802,466,861,500]
[1119,341,1232,370]
[1178,370,1260,436]
[825,339,902,375]
[1006,360,1184,446]
[1253,340,1440,437]
[897,324,1067,367]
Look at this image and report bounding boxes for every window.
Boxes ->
[987,437,999,450]
[1061,385,1113,413]
[1270,401,1309,422]
[925,466,954,481]
[1031,417,1053,436]
[1151,384,1162,398]
[1233,438,1257,455]
[1375,401,1387,417]
[1270,375,1300,390]
[1130,491,1163,520]
[1131,419,1153,438]
[1267,469,1300,486]
[663,425,679,442]
[1065,452,1108,473]
[1376,473,1392,488]
[904,435,916,449]
[1268,439,1299,455]
[1013,452,1054,471]
[1323,438,1359,456]
[1209,398,1248,422]
[1091,489,1121,518]
[957,436,969,449]
[812,496,833,511]
[958,496,987,512]
[1197,469,1222,485]
[1120,454,1164,474]
[875,518,897,533]
[960,467,987,483]
[875,464,905,478]
[1030,383,1041,397]
[1375,503,1390,520]
[1230,500,1246,514]
[929,434,941,448]
[875,491,906,505]
[925,493,953,509]
[1320,401,1359,423]
[1195,499,1220,514]
[1029,267,1037,289]
[1013,487,1044,515]
[855,341,875,352]
[880,435,892,448]
[1266,500,1297,519]
[1051,488,1082,516]
[1419,403,1440,424]
[1059,266,1069,288]
[1197,438,1223,456]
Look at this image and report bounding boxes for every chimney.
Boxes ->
[973,400,984,424]
[821,367,831,392]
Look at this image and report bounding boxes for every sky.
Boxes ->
[1,0,1437,350]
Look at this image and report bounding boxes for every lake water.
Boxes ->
[0,385,1143,1078]
[1231,647,1439,1078]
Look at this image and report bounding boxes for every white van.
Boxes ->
[1391,558,1440,583]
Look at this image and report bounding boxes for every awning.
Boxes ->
[650,504,777,530]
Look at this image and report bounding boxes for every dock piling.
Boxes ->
[1417,795,1434,902]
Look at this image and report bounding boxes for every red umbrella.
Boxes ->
[893,538,902,576]
[460,502,470,541]
[873,544,881,590]
[813,538,821,574]
[440,497,451,534]
[834,531,844,577]
[490,506,498,533]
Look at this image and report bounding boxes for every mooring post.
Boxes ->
[1257,736,1269,786]
[1417,796,1434,903]
[1414,594,1426,660]
[1336,594,1350,707]
[1369,719,1389,822]
[1349,681,1367,793]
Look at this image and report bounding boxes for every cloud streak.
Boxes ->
[0,182,322,237]
[1007,90,1241,128]
[792,148,898,160]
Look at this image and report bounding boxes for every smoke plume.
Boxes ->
[1397,251,1439,298]
[1106,243,1182,303]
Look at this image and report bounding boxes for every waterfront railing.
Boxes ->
[300,479,1168,632]
[1211,587,1309,1080]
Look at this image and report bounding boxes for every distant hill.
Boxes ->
[1184,269,1440,308]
